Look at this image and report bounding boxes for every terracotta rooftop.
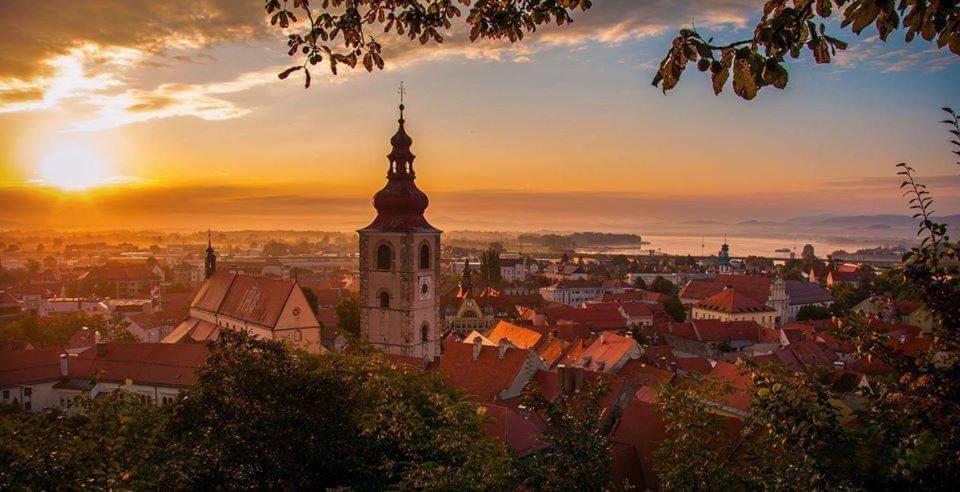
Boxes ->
[481,402,547,456]
[69,342,208,387]
[0,347,63,387]
[484,321,542,350]
[696,288,773,314]
[437,341,533,402]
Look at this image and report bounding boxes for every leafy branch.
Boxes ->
[654,0,960,99]
[265,0,592,87]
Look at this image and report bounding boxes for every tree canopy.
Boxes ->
[265,0,959,98]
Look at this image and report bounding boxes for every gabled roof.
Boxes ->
[577,333,639,372]
[190,272,306,329]
[438,342,533,402]
[784,280,833,305]
[484,321,542,350]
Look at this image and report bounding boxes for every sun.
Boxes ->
[37,146,113,191]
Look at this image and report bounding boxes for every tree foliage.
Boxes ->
[662,296,686,322]
[1,331,515,489]
[335,291,361,336]
[520,377,611,491]
[266,0,959,99]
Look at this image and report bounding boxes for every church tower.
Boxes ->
[205,230,217,279]
[358,96,441,360]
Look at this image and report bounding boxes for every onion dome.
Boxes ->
[360,103,440,233]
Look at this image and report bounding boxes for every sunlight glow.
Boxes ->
[36,146,113,191]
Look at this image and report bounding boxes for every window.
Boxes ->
[23,387,31,396]
[379,291,391,308]
[419,244,430,270]
[294,330,303,341]
[24,402,31,411]
[376,244,392,270]
[421,323,429,343]
[1,390,7,399]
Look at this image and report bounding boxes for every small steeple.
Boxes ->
[205,229,217,279]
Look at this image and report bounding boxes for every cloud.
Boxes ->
[66,66,283,131]
[0,0,764,129]
[832,35,957,73]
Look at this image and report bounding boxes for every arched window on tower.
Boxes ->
[379,291,391,308]
[421,323,429,343]
[376,244,392,270]
[419,244,430,270]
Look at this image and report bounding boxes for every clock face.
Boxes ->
[418,276,432,300]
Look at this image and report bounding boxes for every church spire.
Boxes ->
[388,81,414,176]
[205,229,217,279]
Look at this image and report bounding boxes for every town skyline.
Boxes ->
[1,1,959,231]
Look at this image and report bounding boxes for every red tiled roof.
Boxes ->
[217,274,296,327]
[676,357,713,374]
[0,347,63,386]
[708,361,753,413]
[577,333,638,372]
[438,342,532,402]
[618,359,674,388]
[639,345,677,370]
[485,321,542,350]
[611,399,666,490]
[692,320,762,342]
[530,324,593,343]
[551,303,627,331]
[535,336,569,368]
[481,402,547,456]
[681,275,773,302]
[620,302,655,317]
[696,288,773,314]
[70,343,208,387]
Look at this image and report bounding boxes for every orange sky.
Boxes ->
[0,1,958,231]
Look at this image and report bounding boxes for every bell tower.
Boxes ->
[358,89,441,360]
[205,230,217,280]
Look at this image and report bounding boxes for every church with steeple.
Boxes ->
[357,94,441,360]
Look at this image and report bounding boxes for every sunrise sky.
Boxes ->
[0,0,958,231]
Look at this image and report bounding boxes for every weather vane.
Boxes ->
[398,81,406,121]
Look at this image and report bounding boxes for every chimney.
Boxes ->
[96,341,107,357]
[582,355,592,368]
[472,337,482,361]
[497,338,509,360]
[93,329,101,345]
[59,353,69,377]
[599,333,606,344]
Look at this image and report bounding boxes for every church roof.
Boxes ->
[189,272,307,329]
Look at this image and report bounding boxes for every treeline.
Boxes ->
[0,332,611,490]
[517,232,642,249]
